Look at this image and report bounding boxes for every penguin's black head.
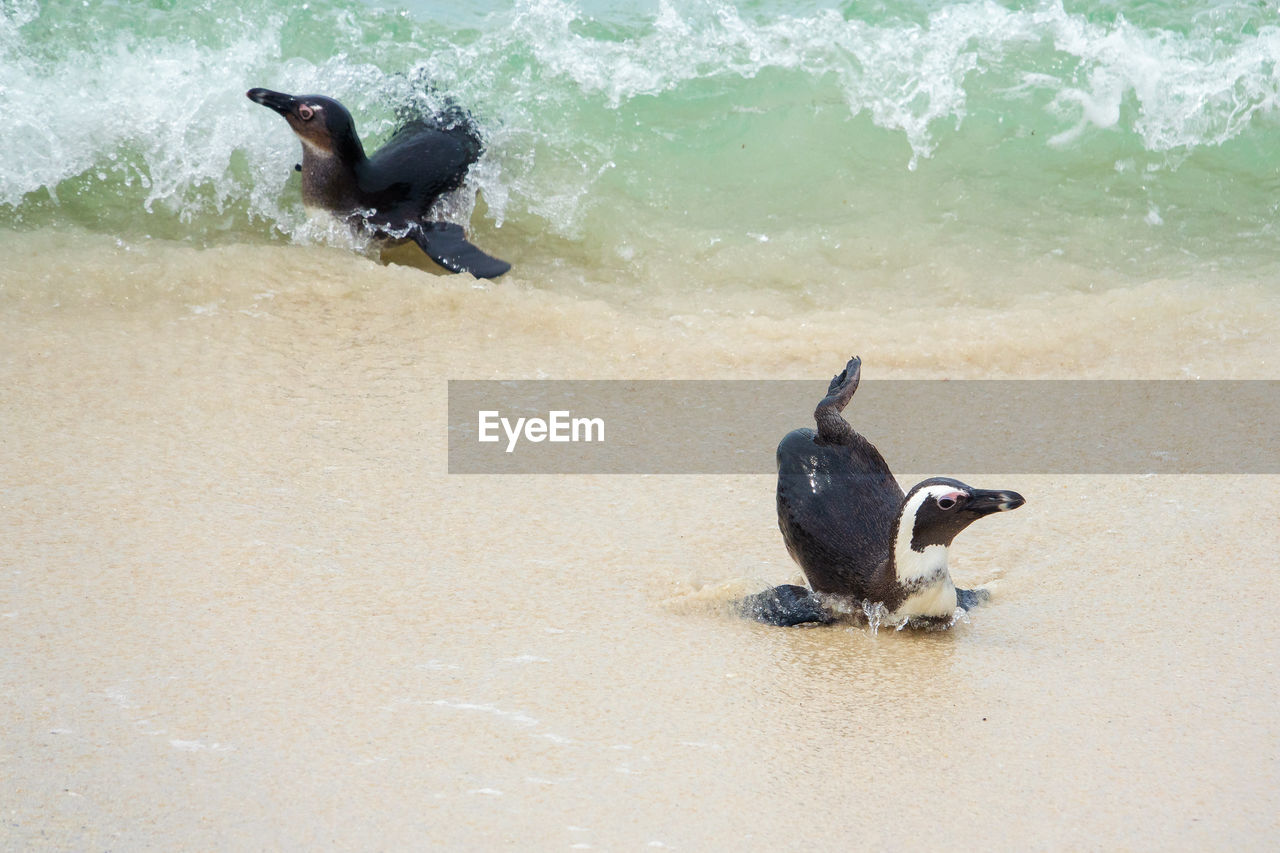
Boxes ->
[900,477,1025,550]
[247,88,365,163]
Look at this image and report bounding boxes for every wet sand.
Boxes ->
[2,234,1277,848]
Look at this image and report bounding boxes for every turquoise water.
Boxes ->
[3,0,1280,283]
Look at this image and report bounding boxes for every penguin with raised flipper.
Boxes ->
[742,357,1025,628]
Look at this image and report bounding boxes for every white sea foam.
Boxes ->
[2,0,1278,277]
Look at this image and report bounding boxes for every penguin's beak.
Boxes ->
[247,88,297,117]
[966,488,1025,516]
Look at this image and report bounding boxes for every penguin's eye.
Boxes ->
[937,497,956,510]
[298,104,315,121]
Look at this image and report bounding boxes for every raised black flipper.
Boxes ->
[737,584,835,627]
[956,587,990,610]
[412,222,511,279]
[814,356,862,445]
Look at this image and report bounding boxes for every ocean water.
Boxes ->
[4,0,1280,297]
[3,2,1279,849]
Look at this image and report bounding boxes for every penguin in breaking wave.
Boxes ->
[247,88,510,278]
[740,356,1025,628]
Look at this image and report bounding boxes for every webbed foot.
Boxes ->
[814,356,861,444]
[412,222,511,278]
[737,584,835,627]
[956,587,990,610]
[825,356,862,403]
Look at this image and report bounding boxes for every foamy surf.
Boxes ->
[3,0,1280,288]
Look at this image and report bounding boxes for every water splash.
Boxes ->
[860,598,968,633]
[3,0,1279,272]
[861,600,890,635]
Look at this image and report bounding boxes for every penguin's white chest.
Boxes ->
[893,544,957,619]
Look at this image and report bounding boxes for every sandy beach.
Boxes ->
[2,232,1277,847]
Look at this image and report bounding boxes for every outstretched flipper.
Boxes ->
[956,587,990,610]
[413,222,511,279]
[814,356,862,445]
[737,584,835,627]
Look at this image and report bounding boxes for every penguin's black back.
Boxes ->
[775,427,904,596]
[354,116,484,224]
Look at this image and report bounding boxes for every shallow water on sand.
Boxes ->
[2,233,1277,848]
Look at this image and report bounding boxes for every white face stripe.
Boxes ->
[893,484,968,575]
[890,485,966,618]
